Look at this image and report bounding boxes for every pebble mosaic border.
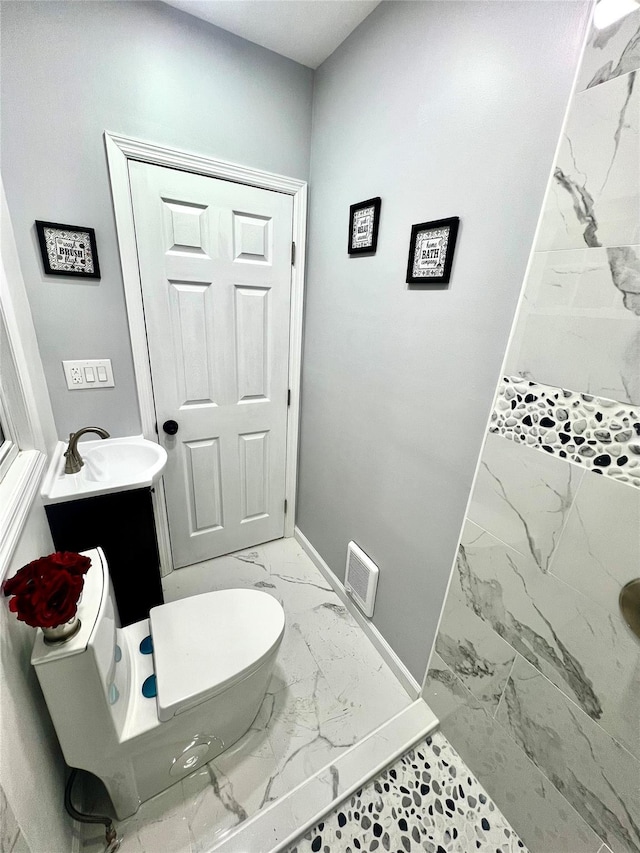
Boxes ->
[285,731,527,853]
[490,376,640,489]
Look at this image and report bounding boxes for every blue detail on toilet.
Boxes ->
[108,683,120,705]
[139,635,153,655]
[114,644,122,663]
[142,674,157,699]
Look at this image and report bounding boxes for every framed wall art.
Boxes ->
[35,220,101,279]
[406,216,459,284]
[348,197,381,255]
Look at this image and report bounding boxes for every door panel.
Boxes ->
[129,161,293,567]
[235,285,269,401]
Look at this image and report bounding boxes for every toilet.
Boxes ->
[31,547,285,819]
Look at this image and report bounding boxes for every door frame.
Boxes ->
[104,131,307,576]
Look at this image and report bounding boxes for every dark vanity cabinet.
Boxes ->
[45,487,164,626]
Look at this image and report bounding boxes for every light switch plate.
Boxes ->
[63,359,114,390]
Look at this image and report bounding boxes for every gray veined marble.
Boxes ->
[504,245,640,405]
[435,589,516,712]
[609,246,640,314]
[578,8,640,92]
[423,654,603,853]
[548,470,640,622]
[450,520,640,760]
[496,655,640,853]
[83,538,412,853]
[469,431,583,571]
[538,71,639,252]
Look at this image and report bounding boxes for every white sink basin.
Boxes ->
[41,435,168,505]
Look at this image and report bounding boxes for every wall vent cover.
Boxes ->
[345,541,379,618]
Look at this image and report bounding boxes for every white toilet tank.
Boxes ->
[31,548,129,765]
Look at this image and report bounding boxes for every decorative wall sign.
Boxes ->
[348,197,381,255]
[35,220,101,279]
[406,216,459,284]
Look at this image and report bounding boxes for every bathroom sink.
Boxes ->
[41,436,168,505]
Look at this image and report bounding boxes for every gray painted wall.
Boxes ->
[297,0,591,680]
[1,0,313,439]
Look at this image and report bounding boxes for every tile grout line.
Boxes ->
[433,654,605,850]
[492,654,518,721]
[526,241,640,254]
[506,647,640,765]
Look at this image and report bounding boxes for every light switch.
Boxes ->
[63,359,115,390]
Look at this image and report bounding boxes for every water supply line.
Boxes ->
[64,769,121,852]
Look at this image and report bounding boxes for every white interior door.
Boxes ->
[129,161,293,568]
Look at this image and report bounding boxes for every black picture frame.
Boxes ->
[348,197,381,255]
[406,216,459,285]
[35,220,101,279]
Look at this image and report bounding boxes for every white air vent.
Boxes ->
[345,541,379,618]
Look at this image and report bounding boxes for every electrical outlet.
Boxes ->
[63,359,115,390]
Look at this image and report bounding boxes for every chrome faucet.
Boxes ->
[64,426,110,474]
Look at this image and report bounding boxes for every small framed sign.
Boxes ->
[406,216,459,284]
[348,197,381,255]
[35,220,101,279]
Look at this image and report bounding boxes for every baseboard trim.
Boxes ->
[294,527,421,699]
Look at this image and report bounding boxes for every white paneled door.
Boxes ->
[129,162,293,568]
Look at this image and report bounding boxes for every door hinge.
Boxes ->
[284,499,288,514]
[291,241,296,266]
[287,389,291,407]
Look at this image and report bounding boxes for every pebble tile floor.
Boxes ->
[286,732,528,853]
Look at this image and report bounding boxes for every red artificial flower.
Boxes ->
[49,551,91,576]
[2,551,92,629]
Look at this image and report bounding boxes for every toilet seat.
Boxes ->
[150,589,285,722]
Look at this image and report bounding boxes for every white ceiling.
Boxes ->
[162,0,381,69]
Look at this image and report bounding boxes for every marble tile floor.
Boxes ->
[82,537,412,853]
[285,731,528,853]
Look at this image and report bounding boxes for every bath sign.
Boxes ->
[35,220,101,279]
[406,216,459,285]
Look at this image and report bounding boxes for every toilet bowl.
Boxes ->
[31,547,285,819]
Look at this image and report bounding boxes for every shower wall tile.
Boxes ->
[548,471,640,619]
[423,654,603,853]
[537,71,639,252]
[453,520,640,760]
[505,246,640,405]
[508,313,640,406]
[435,592,516,712]
[468,431,583,571]
[577,8,640,91]
[496,655,640,853]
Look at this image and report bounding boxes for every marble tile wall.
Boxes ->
[425,9,640,853]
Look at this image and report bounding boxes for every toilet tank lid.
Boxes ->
[30,548,106,665]
[150,588,285,721]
